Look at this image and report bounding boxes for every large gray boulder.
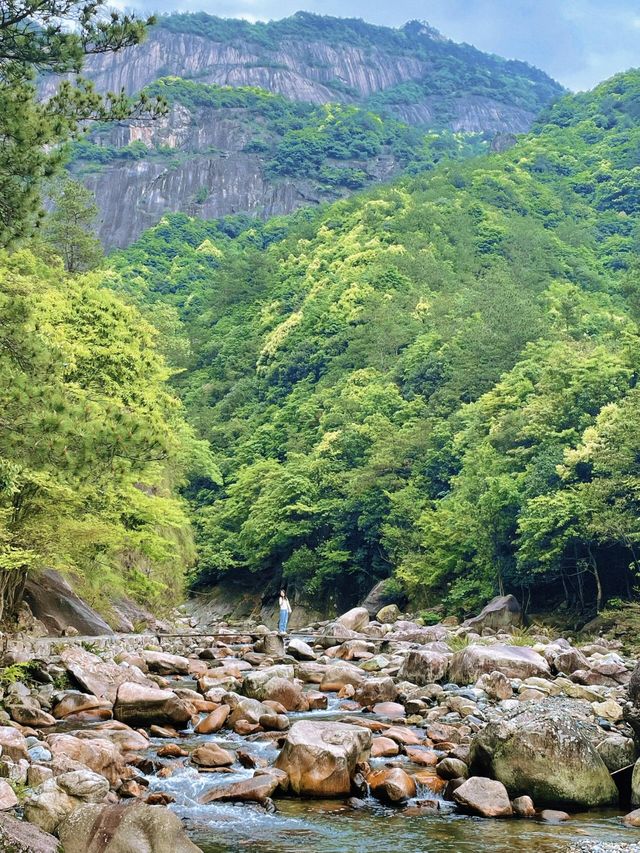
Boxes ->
[336,607,370,632]
[58,803,202,853]
[470,699,618,809]
[397,650,449,685]
[462,594,521,631]
[24,569,114,636]
[0,812,60,853]
[449,644,549,684]
[275,721,371,797]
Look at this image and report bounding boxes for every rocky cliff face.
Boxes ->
[70,102,404,247]
[51,12,563,247]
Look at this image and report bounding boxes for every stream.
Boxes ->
[133,678,636,852]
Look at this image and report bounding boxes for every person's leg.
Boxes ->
[283,610,289,633]
[279,610,286,633]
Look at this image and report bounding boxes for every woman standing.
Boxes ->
[278,589,292,634]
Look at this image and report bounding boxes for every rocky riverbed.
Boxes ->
[0,595,639,852]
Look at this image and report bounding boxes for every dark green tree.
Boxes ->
[43,177,103,272]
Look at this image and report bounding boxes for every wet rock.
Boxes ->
[157,744,187,758]
[368,767,416,804]
[194,705,230,734]
[398,650,450,686]
[274,720,371,797]
[371,701,405,718]
[623,808,640,827]
[512,795,535,817]
[8,704,56,728]
[336,607,369,632]
[114,682,195,728]
[0,812,60,853]
[436,757,468,780]
[453,776,513,817]
[371,736,400,757]
[539,809,570,822]
[191,744,234,768]
[200,773,279,804]
[57,802,202,853]
[470,699,618,808]
[384,726,421,746]
[450,644,550,684]
[405,746,438,766]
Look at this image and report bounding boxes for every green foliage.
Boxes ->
[0,248,217,618]
[0,1,165,245]
[109,70,640,618]
[0,661,38,686]
[42,177,103,272]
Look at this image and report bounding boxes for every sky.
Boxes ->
[119,0,640,91]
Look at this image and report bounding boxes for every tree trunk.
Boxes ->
[0,569,28,623]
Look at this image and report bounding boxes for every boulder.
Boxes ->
[0,779,18,810]
[56,769,109,802]
[512,795,535,817]
[52,692,113,721]
[354,677,397,707]
[376,604,401,624]
[462,595,521,632]
[436,758,468,780]
[0,726,28,762]
[336,607,369,632]
[319,662,365,691]
[475,671,513,700]
[632,758,640,806]
[114,682,194,728]
[398,650,449,686]
[367,768,416,804]
[57,803,202,853]
[449,644,550,684]
[360,580,405,618]
[61,647,155,703]
[191,744,234,768]
[45,734,124,787]
[142,651,190,676]
[453,777,513,818]
[24,569,114,636]
[275,721,371,797]
[8,704,56,727]
[24,779,79,834]
[194,705,230,734]
[287,639,316,661]
[370,737,400,758]
[0,812,60,853]
[597,734,636,773]
[200,774,279,804]
[624,808,640,827]
[470,699,618,809]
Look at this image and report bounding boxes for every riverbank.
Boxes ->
[0,596,638,852]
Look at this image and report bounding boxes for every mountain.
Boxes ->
[108,69,640,618]
[47,12,563,247]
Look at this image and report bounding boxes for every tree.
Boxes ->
[0,0,166,245]
[43,178,103,272]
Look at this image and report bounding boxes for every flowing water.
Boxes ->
[129,679,636,853]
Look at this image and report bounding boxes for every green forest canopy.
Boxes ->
[109,69,640,618]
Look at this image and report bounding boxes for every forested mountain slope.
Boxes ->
[47,12,563,248]
[110,70,640,619]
